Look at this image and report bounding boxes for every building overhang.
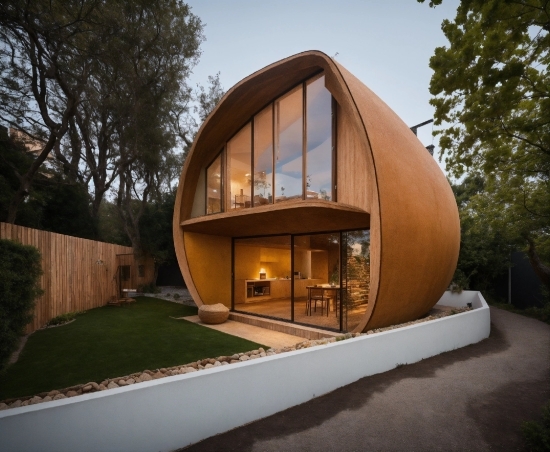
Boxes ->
[180,200,370,237]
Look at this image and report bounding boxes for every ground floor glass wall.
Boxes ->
[232,229,370,332]
[233,236,292,320]
[341,230,371,331]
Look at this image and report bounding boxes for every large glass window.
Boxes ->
[275,85,303,203]
[341,230,370,331]
[293,233,340,330]
[205,72,335,213]
[228,123,252,210]
[306,75,333,201]
[206,153,222,214]
[232,229,370,332]
[253,105,273,206]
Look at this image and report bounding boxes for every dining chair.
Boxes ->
[307,287,328,316]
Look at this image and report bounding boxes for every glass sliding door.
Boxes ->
[275,85,303,203]
[292,233,340,330]
[306,75,333,201]
[341,230,370,331]
[233,236,291,320]
[228,123,252,210]
[253,105,273,206]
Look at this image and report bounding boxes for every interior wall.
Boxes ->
[311,251,329,281]
[183,232,231,306]
[235,245,291,280]
[294,249,310,278]
[190,170,206,218]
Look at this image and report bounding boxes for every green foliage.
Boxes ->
[522,402,550,452]
[0,137,35,222]
[45,311,85,327]
[0,136,96,239]
[37,180,96,239]
[137,283,160,294]
[139,190,178,264]
[425,0,550,291]
[450,175,510,294]
[490,301,550,325]
[97,201,131,246]
[0,239,43,371]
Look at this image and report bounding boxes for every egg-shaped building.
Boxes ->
[174,51,460,333]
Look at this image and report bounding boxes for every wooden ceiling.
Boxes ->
[180,200,370,238]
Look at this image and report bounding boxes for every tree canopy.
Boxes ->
[0,0,223,259]
[420,0,550,293]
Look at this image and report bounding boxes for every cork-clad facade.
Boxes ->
[174,51,460,333]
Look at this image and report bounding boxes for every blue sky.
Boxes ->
[186,0,461,173]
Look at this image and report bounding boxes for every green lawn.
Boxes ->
[0,297,266,400]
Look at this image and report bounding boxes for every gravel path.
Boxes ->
[139,286,196,307]
[182,307,550,452]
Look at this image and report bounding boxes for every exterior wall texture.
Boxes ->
[174,51,460,332]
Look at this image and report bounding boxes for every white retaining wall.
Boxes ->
[0,291,490,452]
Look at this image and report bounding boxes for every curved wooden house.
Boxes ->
[174,51,460,333]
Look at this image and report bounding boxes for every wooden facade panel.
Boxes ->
[336,103,373,212]
[174,51,460,332]
[0,223,155,333]
[183,232,231,307]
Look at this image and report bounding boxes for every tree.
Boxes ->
[0,0,102,223]
[420,0,550,293]
[0,134,95,238]
[450,174,510,296]
[62,0,203,224]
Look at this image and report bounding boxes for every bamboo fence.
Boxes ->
[0,222,155,333]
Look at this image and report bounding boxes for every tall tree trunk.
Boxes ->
[116,167,148,257]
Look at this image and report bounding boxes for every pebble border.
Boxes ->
[0,307,471,411]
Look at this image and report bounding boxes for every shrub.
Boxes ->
[522,402,550,452]
[46,311,85,327]
[138,283,160,294]
[0,239,43,370]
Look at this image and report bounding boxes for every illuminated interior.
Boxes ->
[233,230,370,331]
[205,73,334,214]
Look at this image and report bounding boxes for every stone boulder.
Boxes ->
[198,303,229,324]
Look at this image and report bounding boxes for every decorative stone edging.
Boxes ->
[0,306,471,411]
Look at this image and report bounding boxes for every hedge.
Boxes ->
[0,238,43,371]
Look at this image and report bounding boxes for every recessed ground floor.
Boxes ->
[232,229,370,332]
[234,298,368,331]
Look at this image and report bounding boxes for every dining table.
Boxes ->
[306,285,340,315]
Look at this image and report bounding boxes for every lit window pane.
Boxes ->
[342,230,370,331]
[206,153,222,214]
[253,106,273,206]
[228,123,252,210]
[275,85,303,202]
[306,75,332,201]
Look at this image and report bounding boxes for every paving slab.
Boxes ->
[180,315,304,349]
[182,307,550,452]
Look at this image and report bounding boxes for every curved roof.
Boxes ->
[174,51,460,332]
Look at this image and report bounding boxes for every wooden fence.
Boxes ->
[0,223,155,333]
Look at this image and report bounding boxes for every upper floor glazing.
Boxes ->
[204,73,335,216]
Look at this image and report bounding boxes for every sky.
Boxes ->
[185,0,461,173]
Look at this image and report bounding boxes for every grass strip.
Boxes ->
[0,297,266,400]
